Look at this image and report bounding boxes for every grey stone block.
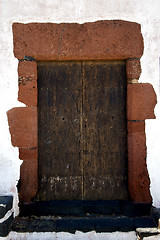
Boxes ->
[0,196,13,219]
[0,214,13,237]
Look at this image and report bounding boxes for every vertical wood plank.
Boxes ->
[37,61,82,200]
[82,61,128,200]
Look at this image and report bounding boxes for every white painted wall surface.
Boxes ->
[6,230,137,240]
[0,0,160,239]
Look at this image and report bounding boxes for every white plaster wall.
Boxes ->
[0,0,160,222]
[6,230,137,240]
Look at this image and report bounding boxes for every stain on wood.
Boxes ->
[37,61,128,201]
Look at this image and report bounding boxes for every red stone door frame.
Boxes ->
[7,20,157,203]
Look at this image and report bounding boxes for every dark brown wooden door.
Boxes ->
[37,61,128,201]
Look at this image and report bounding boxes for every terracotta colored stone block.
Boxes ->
[127,120,145,133]
[7,107,37,148]
[18,78,37,106]
[126,58,141,80]
[19,159,38,203]
[19,148,38,160]
[127,83,157,120]
[128,132,152,203]
[12,20,143,61]
[18,61,37,78]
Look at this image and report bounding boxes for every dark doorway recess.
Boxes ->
[36,60,128,202]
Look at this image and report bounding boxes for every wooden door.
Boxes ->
[37,61,128,201]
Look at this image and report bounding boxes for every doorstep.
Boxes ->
[12,215,157,233]
[11,200,157,233]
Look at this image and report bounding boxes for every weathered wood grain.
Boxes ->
[37,61,127,201]
[37,62,82,200]
[82,61,127,200]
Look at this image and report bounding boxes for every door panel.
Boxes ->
[82,61,127,200]
[37,61,127,201]
[37,62,82,200]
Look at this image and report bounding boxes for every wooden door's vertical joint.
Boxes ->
[81,61,84,200]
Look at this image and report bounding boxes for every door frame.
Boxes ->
[7,20,157,204]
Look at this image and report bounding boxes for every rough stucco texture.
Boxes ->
[19,158,38,203]
[127,83,157,120]
[18,61,37,106]
[12,20,144,61]
[126,58,141,80]
[19,148,38,161]
[7,107,38,148]
[19,148,38,202]
[127,121,152,203]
